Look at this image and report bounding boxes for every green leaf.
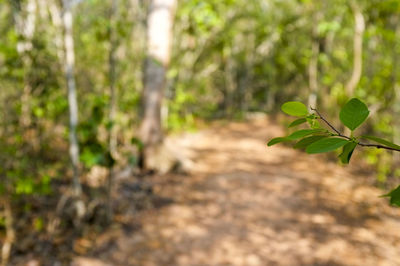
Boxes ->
[288,118,307,128]
[294,136,327,149]
[281,101,308,117]
[287,129,324,140]
[339,141,357,164]
[306,137,349,154]
[267,137,289,146]
[360,135,400,150]
[339,98,370,131]
[381,185,400,207]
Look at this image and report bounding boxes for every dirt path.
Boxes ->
[79,117,400,266]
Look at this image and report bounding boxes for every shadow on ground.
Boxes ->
[74,117,400,266]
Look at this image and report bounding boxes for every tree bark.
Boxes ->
[139,0,177,171]
[12,0,37,128]
[345,2,364,96]
[106,0,118,223]
[308,41,319,109]
[1,197,15,266]
[223,56,235,116]
[391,19,400,164]
[48,0,65,62]
[308,12,321,110]
[239,34,255,113]
[63,0,82,196]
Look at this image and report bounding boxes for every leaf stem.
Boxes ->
[311,107,342,136]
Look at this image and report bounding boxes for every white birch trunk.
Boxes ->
[63,0,82,196]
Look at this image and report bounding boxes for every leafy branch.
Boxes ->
[267,98,400,207]
[311,107,400,152]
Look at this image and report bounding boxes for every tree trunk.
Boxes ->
[223,56,235,116]
[48,0,64,62]
[265,89,275,112]
[106,0,119,223]
[139,0,177,171]
[12,0,37,128]
[239,34,255,113]
[308,42,319,109]
[36,0,47,20]
[63,0,82,197]
[1,197,15,266]
[345,2,364,97]
[308,13,321,110]
[392,20,400,164]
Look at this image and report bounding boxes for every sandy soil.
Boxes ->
[74,117,400,266]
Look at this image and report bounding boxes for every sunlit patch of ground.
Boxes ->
[76,116,400,266]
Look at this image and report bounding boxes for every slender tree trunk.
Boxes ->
[12,0,37,128]
[0,79,13,266]
[259,33,280,112]
[239,34,255,113]
[139,0,177,170]
[1,197,15,266]
[106,0,118,223]
[308,41,319,109]
[265,89,275,112]
[224,56,235,116]
[48,1,64,62]
[36,0,47,20]
[63,0,82,196]
[308,13,321,110]
[392,20,400,164]
[394,83,400,164]
[345,2,364,96]
[264,57,275,112]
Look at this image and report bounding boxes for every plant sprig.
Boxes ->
[311,107,400,152]
[268,98,400,207]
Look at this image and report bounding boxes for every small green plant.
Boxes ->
[268,98,400,207]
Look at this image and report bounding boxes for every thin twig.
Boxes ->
[311,107,345,136]
[357,142,400,152]
[310,107,400,152]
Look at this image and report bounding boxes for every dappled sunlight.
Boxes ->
[78,117,400,265]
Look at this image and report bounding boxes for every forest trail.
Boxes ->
[76,116,400,266]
